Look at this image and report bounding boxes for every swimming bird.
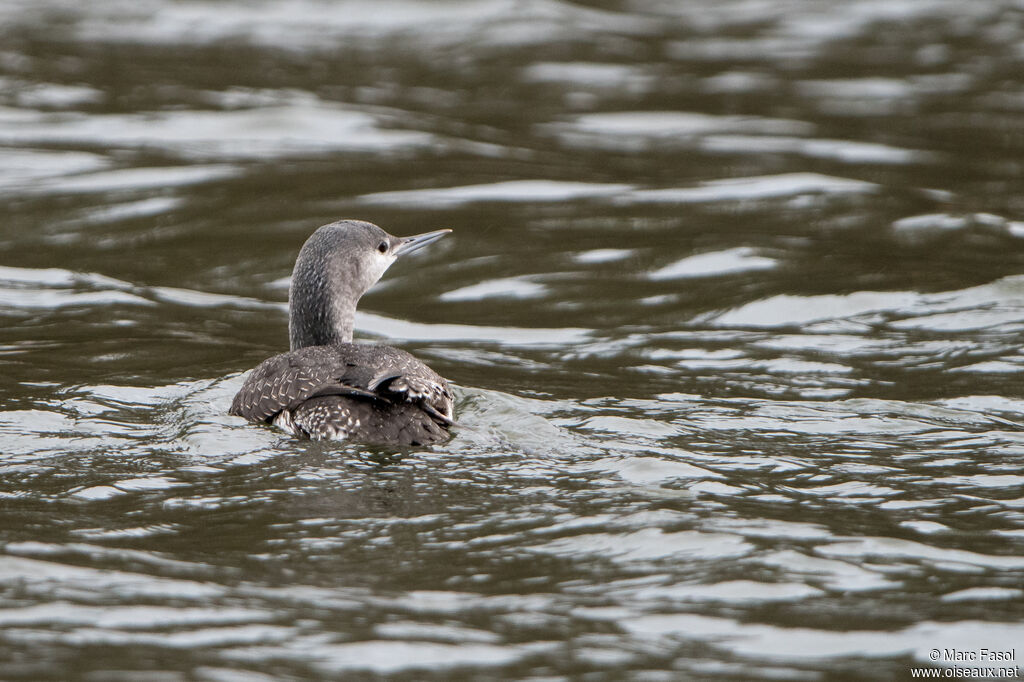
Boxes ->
[230,219,454,446]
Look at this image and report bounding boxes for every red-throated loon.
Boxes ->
[230,219,454,446]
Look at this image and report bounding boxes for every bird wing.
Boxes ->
[369,372,455,423]
[229,344,452,424]
[229,361,332,422]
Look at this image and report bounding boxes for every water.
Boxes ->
[2,0,1024,679]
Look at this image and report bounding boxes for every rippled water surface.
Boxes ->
[2,1,1024,679]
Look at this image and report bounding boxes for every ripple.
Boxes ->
[0,147,108,191]
[356,310,590,346]
[521,61,657,93]
[0,266,318,321]
[819,537,1024,570]
[13,82,105,109]
[630,580,825,604]
[797,77,915,99]
[0,101,434,160]
[796,75,974,116]
[548,110,814,147]
[573,248,634,264]
[620,613,1024,664]
[0,603,273,629]
[358,180,634,206]
[712,275,1024,332]
[622,173,877,204]
[4,623,294,650]
[74,196,183,223]
[700,134,929,163]
[709,290,921,327]
[649,247,778,280]
[583,455,723,485]
[0,286,151,310]
[759,549,900,592]
[358,174,877,208]
[941,587,1024,602]
[0,555,223,600]
[9,0,657,50]
[69,485,126,501]
[440,276,548,301]
[532,528,753,562]
[374,621,501,643]
[27,164,240,193]
[225,639,534,675]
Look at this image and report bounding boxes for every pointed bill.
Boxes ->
[393,229,452,257]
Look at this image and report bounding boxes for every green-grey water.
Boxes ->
[2,1,1024,680]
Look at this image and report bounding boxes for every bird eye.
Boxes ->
[377,241,389,254]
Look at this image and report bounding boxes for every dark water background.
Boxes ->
[2,1,1024,679]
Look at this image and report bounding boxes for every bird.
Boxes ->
[230,219,454,446]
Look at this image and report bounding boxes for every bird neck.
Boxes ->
[288,300,355,350]
[288,254,359,350]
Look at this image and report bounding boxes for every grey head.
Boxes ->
[288,219,451,350]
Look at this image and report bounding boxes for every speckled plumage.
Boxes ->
[229,220,454,446]
[230,343,453,445]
